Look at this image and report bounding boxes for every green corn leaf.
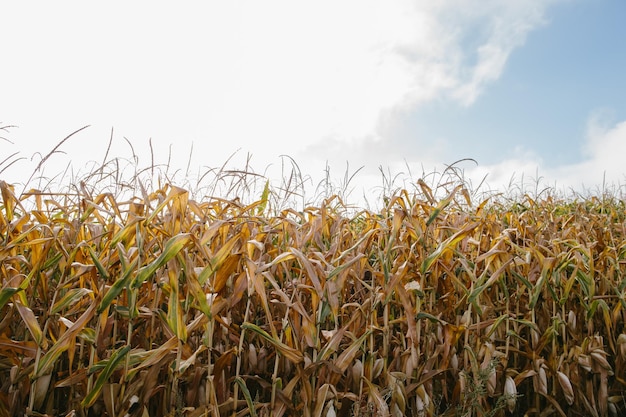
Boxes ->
[89,247,111,281]
[97,257,138,315]
[52,288,93,315]
[131,233,191,289]
[82,345,132,408]
[426,185,462,226]
[235,376,258,417]
[0,287,21,311]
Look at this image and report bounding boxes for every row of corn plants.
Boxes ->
[1,178,625,416]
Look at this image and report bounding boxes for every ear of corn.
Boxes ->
[1,176,625,416]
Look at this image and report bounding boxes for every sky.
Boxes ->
[1,0,626,207]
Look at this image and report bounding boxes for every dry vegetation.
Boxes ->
[1,143,626,416]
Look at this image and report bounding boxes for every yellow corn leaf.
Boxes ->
[186,271,212,318]
[0,334,37,357]
[51,288,93,314]
[241,322,303,364]
[178,345,206,374]
[331,229,377,264]
[0,180,16,222]
[197,234,239,286]
[327,253,364,281]
[421,223,478,274]
[417,179,435,204]
[362,377,389,416]
[145,185,188,224]
[126,337,178,379]
[108,216,143,248]
[166,269,187,342]
[258,252,296,272]
[317,327,347,363]
[14,300,46,349]
[289,248,323,297]
[313,384,336,417]
[334,330,372,373]
[426,184,462,226]
[257,179,270,216]
[35,303,96,378]
[212,253,240,293]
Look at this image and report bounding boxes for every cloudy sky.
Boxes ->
[1,0,625,205]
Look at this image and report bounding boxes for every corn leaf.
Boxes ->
[14,300,46,349]
[82,345,131,408]
[235,376,258,417]
[132,233,191,289]
[241,322,303,364]
[35,303,97,378]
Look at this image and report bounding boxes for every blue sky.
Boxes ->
[405,0,626,166]
[1,0,625,205]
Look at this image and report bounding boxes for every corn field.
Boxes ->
[1,177,625,417]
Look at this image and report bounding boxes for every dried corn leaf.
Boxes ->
[35,303,96,378]
[242,322,303,364]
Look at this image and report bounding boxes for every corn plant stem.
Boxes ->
[415,293,422,370]
[76,337,85,407]
[383,302,389,376]
[150,286,160,351]
[311,285,325,409]
[28,341,42,412]
[28,267,64,413]
[505,313,510,362]
[359,350,366,413]
[463,305,471,375]
[272,287,295,411]
[532,308,539,411]
[514,293,520,370]
[232,295,252,417]
[84,314,101,414]
[171,337,183,412]
[552,296,558,398]
[474,307,482,358]
[367,297,375,412]
[205,315,215,411]
[125,295,135,381]
[561,303,567,356]
[271,346,281,412]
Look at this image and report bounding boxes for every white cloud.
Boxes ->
[464,116,626,196]
[1,0,564,200]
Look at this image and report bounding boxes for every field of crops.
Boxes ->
[1,175,625,416]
